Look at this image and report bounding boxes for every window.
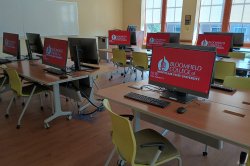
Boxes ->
[199,0,225,34]
[166,0,183,32]
[145,0,163,33]
[229,0,250,42]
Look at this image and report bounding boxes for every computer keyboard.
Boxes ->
[124,92,170,108]
[44,67,65,75]
[211,84,236,92]
[0,59,11,64]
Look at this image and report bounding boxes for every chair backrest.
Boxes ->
[103,99,136,164]
[228,52,245,59]
[132,52,149,70]
[112,49,127,66]
[223,76,250,90]
[214,61,236,81]
[5,68,22,96]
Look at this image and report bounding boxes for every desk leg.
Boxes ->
[44,84,72,128]
[133,110,140,132]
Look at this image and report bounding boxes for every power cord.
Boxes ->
[67,82,104,115]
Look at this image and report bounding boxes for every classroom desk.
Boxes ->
[5,60,115,128]
[96,80,250,151]
[221,57,250,71]
[233,48,250,53]
[98,47,152,56]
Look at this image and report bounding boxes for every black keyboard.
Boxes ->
[0,59,11,64]
[211,84,236,92]
[124,92,170,108]
[44,67,65,75]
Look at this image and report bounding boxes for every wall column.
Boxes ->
[180,0,201,44]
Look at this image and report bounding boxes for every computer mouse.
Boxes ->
[59,75,68,79]
[176,107,187,114]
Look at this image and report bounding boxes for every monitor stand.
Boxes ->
[161,90,197,104]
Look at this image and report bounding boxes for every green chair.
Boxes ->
[228,52,245,59]
[223,76,250,90]
[5,68,50,129]
[110,49,131,81]
[214,61,236,82]
[132,52,150,80]
[103,99,182,166]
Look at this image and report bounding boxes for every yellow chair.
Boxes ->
[228,52,245,59]
[5,68,49,129]
[214,61,236,82]
[132,52,150,80]
[110,49,131,81]
[223,76,250,90]
[103,99,182,166]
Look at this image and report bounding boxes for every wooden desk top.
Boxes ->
[96,80,250,149]
[5,60,115,86]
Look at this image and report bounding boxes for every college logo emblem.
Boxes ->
[158,56,169,71]
[46,45,52,55]
[149,37,155,43]
[112,35,117,40]
[201,39,208,46]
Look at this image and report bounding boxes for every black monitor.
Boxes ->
[2,32,21,59]
[232,33,244,47]
[203,32,244,48]
[68,38,99,67]
[169,33,180,43]
[26,33,43,54]
[127,25,137,45]
[149,44,216,103]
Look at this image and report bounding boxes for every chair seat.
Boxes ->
[135,129,179,165]
[21,84,48,96]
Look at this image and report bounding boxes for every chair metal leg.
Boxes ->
[5,93,16,118]
[177,156,182,166]
[203,145,208,156]
[39,94,44,110]
[105,147,116,166]
[0,77,6,89]
[17,86,37,129]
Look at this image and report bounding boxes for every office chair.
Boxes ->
[103,99,182,166]
[5,68,50,129]
[109,49,131,81]
[214,61,236,82]
[228,52,245,59]
[223,76,250,90]
[132,52,150,81]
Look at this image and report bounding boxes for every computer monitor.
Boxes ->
[108,30,131,49]
[2,32,20,59]
[203,32,244,48]
[232,33,244,47]
[197,34,233,57]
[149,45,216,103]
[127,25,137,45]
[68,38,99,67]
[26,33,43,54]
[169,33,180,43]
[146,33,170,49]
[42,38,68,70]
